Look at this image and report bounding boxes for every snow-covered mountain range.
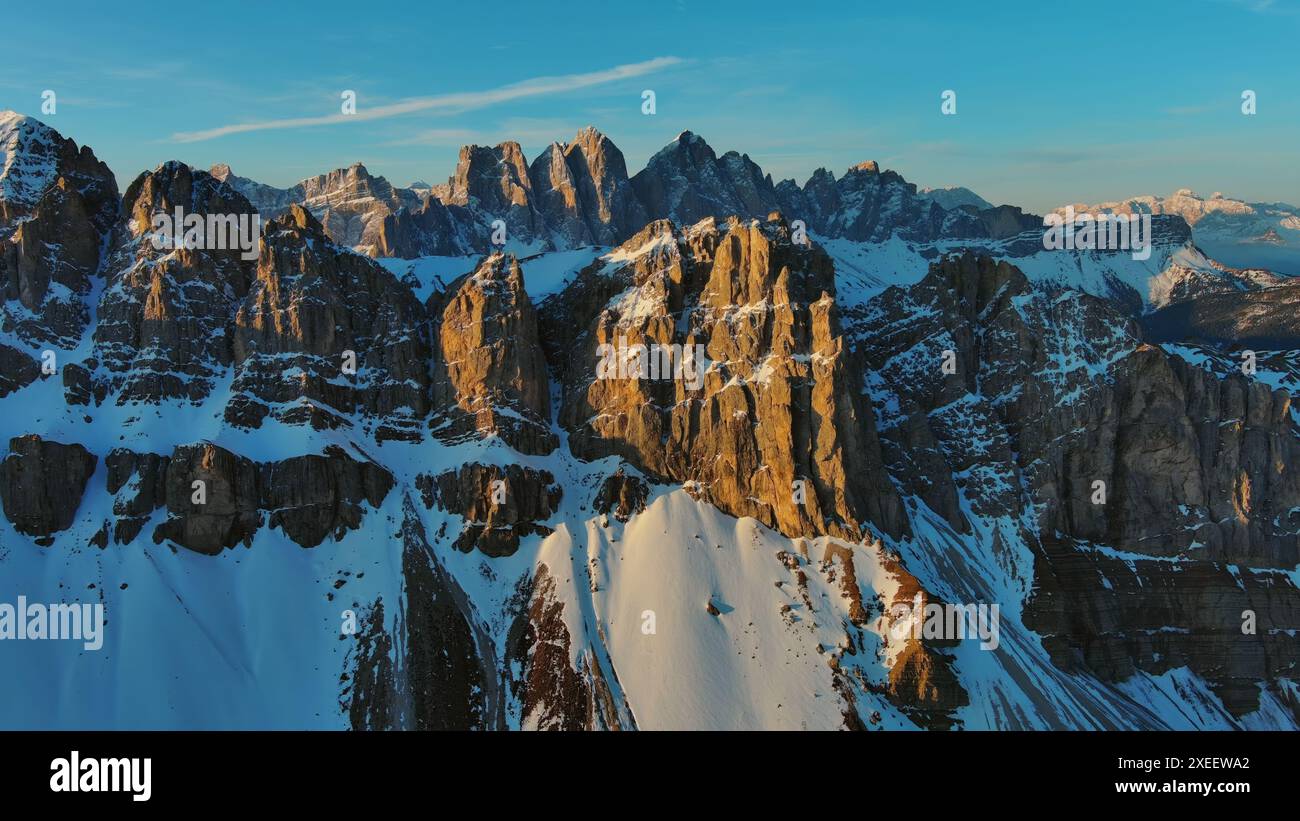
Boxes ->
[1054,188,1300,276]
[2,109,1298,730]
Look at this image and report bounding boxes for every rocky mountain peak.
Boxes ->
[228,199,431,439]
[0,110,116,232]
[121,161,253,238]
[441,141,545,250]
[1054,187,1259,227]
[571,124,607,146]
[525,126,647,248]
[89,161,258,405]
[919,185,995,212]
[185,124,1090,262]
[631,131,781,227]
[283,201,323,234]
[1,111,66,218]
[212,162,419,257]
[449,142,531,198]
[1,113,118,349]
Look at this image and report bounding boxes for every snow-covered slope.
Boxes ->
[0,111,61,222]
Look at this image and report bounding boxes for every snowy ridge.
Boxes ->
[0,112,60,216]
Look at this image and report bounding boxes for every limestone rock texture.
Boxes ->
[529,127,649,248]
[0,435,97,542]
[543,214,906,543]
[857,251,1300,718]
[229,204,431,442]
[417,463,561,557]
[92,162,257,405]
[428,253,555,454]
[139,441,393,555]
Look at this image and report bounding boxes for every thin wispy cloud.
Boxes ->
[102,61,189,81]
[171,57,684,143]
[383,128,484,147]
[1163,104,1214,115]
[1219,0,1300,15]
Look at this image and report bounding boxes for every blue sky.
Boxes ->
[3,0,1298,213]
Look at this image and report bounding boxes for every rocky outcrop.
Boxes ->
[228,204,431,441]
[208,164,299,217]
[105,448,169,544]
[0,435,97,543]
[878,554,970,730]
[152,443,261,555]
[1142,277,1300,347]
[777,161,986,243]
[530,141,595,248]
[543,215,906,542]
[428,253,556,454]
[1034,346,1300,567]
[0,111,117,234]
[263,448,395,548]
[1025,535,1300,716]
[382,129,648,259]
[135,441,393,555]
[342,497,498,729]
[91,162,257,404]
[377,194,475,258]
[417,463,561,557]
[592,468,649,523]
[506,563,630,730]
[0,344,40,397]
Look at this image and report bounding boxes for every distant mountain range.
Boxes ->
[1054,188,1300,276]
[211,126,1041,259]
[919,185,994,211]
[195,122,1300,316]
